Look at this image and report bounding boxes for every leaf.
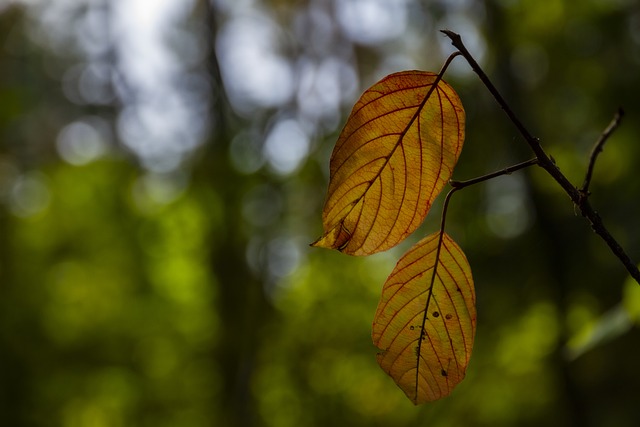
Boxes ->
[372,231,476,404]
[312,71,465,255]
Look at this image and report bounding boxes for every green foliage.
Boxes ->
[2,0,640,426]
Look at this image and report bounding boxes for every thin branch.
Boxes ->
[580,108,625,196]
[440,29,640,286]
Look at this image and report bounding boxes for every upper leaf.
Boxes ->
[311,71,465,255]
[372,232,476,404]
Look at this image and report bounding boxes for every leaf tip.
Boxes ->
[309,235,328,249]
[310,223,352,252]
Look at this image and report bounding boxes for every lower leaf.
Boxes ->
[371,231,476,404]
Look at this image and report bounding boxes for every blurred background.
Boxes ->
[1,0,640,426]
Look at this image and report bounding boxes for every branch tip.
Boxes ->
[440,29,460,42]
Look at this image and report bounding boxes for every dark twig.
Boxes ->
[450,158,539,189]
[580,108,625,196]
[440,29,640,286]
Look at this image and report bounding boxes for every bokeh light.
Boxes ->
[2,0,640,426]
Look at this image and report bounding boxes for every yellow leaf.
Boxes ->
[312,71,465,255]
[372,232,476,404]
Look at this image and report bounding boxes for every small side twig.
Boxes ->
[450,158,539,189]
[440,29,640,286]
[580,108,625,196]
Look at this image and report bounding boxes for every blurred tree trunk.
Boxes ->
[0,7,33,425]
[198,2,275,425]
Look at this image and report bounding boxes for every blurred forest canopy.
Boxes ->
[1,0,640,426]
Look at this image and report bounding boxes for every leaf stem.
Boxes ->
[441,29,640,286]
[416,188,455,401]
[439,51,463,75]
[425,158,539,318]
[416,157,539,399]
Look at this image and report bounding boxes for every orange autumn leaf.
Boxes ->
[311,71,465,255]
[372,232,476,404]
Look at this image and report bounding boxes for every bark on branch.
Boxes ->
[441,29,640,286]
